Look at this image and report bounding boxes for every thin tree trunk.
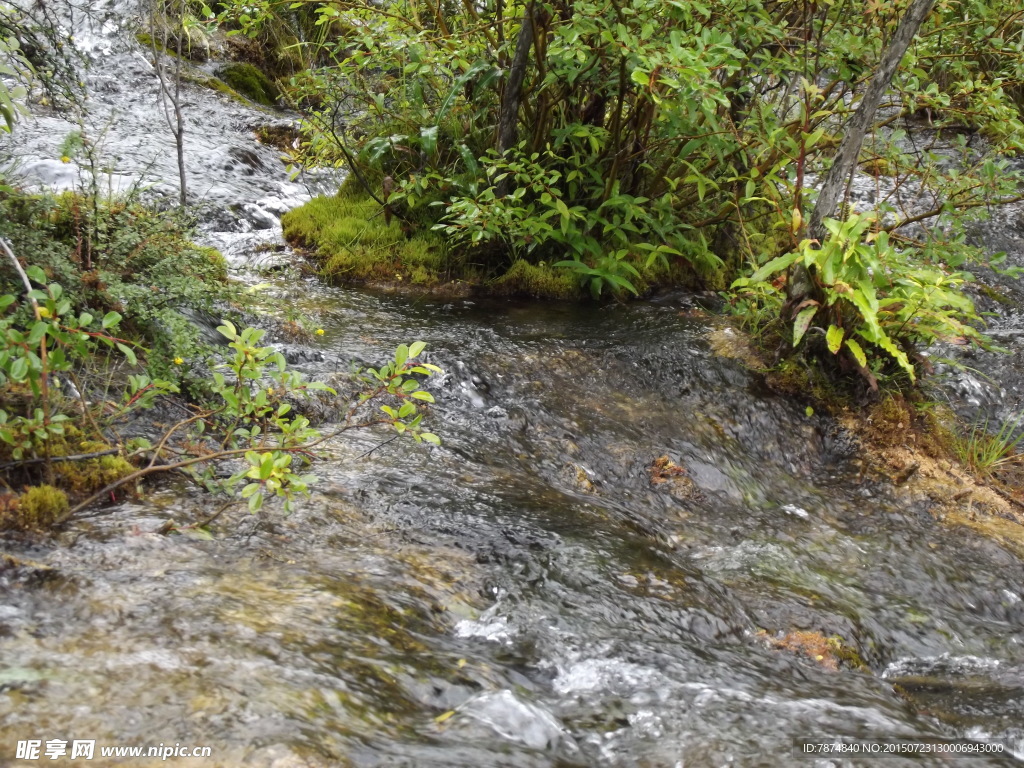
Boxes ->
[149,0,187,209]
[788,0,936,305]
[807,0,935,240]
[497,3,534,155]
[174,24,186,208]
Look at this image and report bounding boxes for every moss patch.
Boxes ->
[284,187,713,299]
[53,453,136,497]
[136,30,208,62]
[3,485,69,531]
[491,260,582,300]
[282,192,450,287]
[216,63,279,107]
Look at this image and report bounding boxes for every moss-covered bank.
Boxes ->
[707,321,1024,552]
[283,182,704,299]
[0,190,234,533]
[216,63,279,107]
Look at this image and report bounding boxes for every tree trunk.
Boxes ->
[496,3,534,156]
[174,28,186,208]
[788,0,936,305]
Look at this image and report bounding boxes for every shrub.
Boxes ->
[732,212,987,386]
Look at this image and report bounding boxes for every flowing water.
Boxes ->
[3,3,1024,766]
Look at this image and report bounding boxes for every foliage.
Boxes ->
[0,27,29,132]
[0,270,153,459]
[0,1,83,117]
[211,0,1024,307]
[954,411,1024,475]
[0,272,444,526]
[106,325,443,517]
[732,212,986,386]
[358,339,441,445]
[0,191,234,389]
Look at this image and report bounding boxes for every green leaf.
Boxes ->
[102,311,122,329]
[420,432,441,445]
[26,320,48,346]
[792,305,818,348]
[825,325,844,354]
[9,356,28,381]
[394,344,409,369]
[26,265,46,283]
[411,390,435,403]
[409,340,426,358]
[844,338,867,368]
[116,342,137,366]
[746,251,802,284]
[419,125,439,157]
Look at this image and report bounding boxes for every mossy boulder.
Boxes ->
[216,63,279,107]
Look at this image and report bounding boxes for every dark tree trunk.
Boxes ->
[496,3,534,161]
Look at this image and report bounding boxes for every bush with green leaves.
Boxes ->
[732,212,988,387]
[100,323,443,518]
[0,191,234,388]
[215,0,1023,306]
[0,277,445,526]
[0,270,153,461]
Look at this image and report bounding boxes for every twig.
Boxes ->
[0,448,119,471]
[356,433,400,459]
[989,482,1024,511]
[190,500,236,529]
[158,499,237,535]
[1,237,41,318]
[55,419,368,524]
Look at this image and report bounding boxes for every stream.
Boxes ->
[2,2,1024,766]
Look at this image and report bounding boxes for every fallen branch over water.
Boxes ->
[0,448,120,472]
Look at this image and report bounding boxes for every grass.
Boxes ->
[954,411,1024,475]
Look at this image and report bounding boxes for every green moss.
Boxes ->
[197,246,229,281]
[283,193,449,286]
[338,169,385,199]
[136,29,208,63]
[826,635,870,671]
[491,259,582,300]
[217,63,280,107]
[135,31,166,55]
[977,282,1015,306]
[54,453,136,496]
[188,73,250,106]
[5,485,69,531]
[255,124,300,151]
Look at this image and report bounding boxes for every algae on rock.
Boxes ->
[216,63,279,107]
